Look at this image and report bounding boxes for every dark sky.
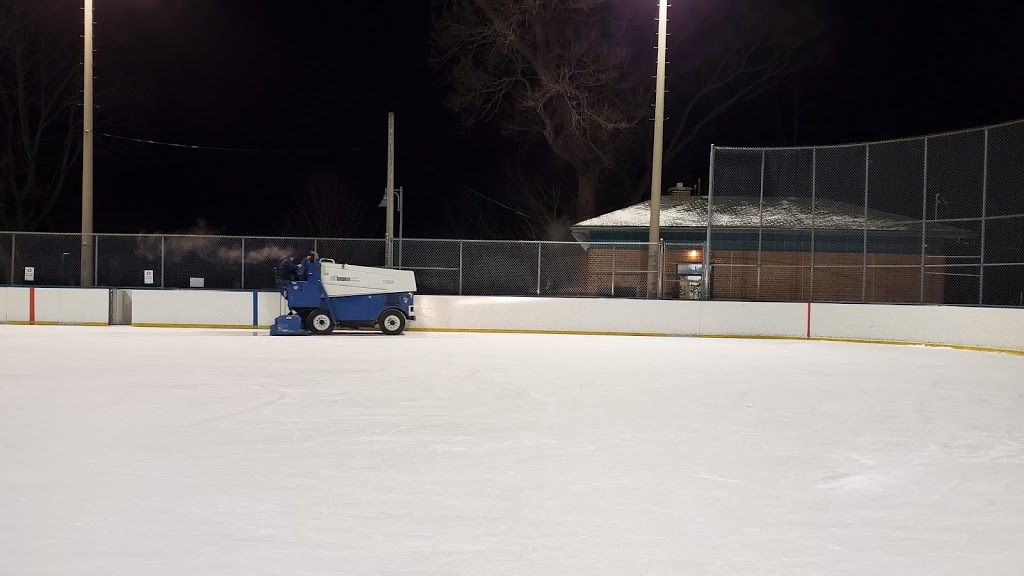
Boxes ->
[36,0,1024,237]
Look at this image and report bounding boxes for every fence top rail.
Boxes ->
[714,117,1023,153]
[0,232,705,248]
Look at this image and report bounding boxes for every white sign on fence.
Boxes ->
[24,267,34,282]
[144,270,154,285]
[189,277,205,288]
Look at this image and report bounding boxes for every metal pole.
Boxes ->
[920,138,929,303]
[809,148,817,302]
[704,145,716,300]
[657,240,665,299]
[756,150,765,299]
[863,144,870,303]
[80,0,95,287]
[94,235,99,286]
[458,240,463,296]
[240,238,246,289]
[160,235,165,288]
[399,187,404,269]
[979,129,989,305]
[646,0,669,297]
[611,244,616,297]
[536,242,542,296]
[385,113,395,268]
[10,233,15,285]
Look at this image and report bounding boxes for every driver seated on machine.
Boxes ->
[276,256,297,286]
[295,251,317,280]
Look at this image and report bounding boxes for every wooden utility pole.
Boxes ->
[386,113,395,268]
[81,0,95,286]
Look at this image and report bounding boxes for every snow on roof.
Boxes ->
[572,195,965,235]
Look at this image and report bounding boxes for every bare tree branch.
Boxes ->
[433,0,826,232]
[0,0,81,231]
[432,0,645,223]
[284,173,367,239]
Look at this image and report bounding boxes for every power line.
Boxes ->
[420,163,534,220]
[99,132,360,154]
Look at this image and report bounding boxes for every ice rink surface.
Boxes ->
[2,325,1023,575]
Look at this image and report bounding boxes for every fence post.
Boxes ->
[160,235,165,289]
[703,144,716,300]
[757,150,765,300]
[9,232,15,285]
[657,240,666,299]
[241,237,246,290]
[810,148,817,302]
[611,244,616,297]
[536,242,542,296]
[863,144,870,303]
[94,236,99,287]
[920,138,929,303]
[458,240,463,296]
[979,128,989,305]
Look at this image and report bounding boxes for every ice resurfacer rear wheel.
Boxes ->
[379,310,407,336]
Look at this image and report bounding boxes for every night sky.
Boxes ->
[32,0,1024,237]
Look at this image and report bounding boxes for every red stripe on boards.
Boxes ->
[29,287,35,325]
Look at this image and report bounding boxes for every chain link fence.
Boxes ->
[5,123,1020,306]
[708,119,1024,306]
[0,232,701,299]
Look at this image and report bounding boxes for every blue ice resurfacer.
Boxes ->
[270,258,416,336]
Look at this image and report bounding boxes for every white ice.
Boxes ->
[1,325,1023,575]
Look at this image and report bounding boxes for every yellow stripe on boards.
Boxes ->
[2,321,109,327]
[699,334,1024,357]
[132,323,271,330]
[406,327,669,338]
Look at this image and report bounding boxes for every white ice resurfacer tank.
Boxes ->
[318,260,417,297]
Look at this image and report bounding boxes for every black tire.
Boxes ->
[378,309,407,336]
[306,308,335,335]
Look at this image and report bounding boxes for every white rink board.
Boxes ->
[258,291,287,326]
[60,289,110,325]
[132,289,256,327]
[699,301,807,337]
[33,288,60,323]
[34,288,109,325]
[812,304,1024,351]
[4,287,29,323]
[124,290,1024,352]
[1,326,1023,575]
[0,288,109,325]
[414,295,702,335]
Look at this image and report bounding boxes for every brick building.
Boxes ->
[570,187,969,303]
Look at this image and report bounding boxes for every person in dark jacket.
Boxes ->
[276,256,297,283]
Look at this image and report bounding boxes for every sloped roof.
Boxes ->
[572,195,967,236]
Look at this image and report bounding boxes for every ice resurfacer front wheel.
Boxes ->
[307,309,335,336]
[378,310,407,336]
